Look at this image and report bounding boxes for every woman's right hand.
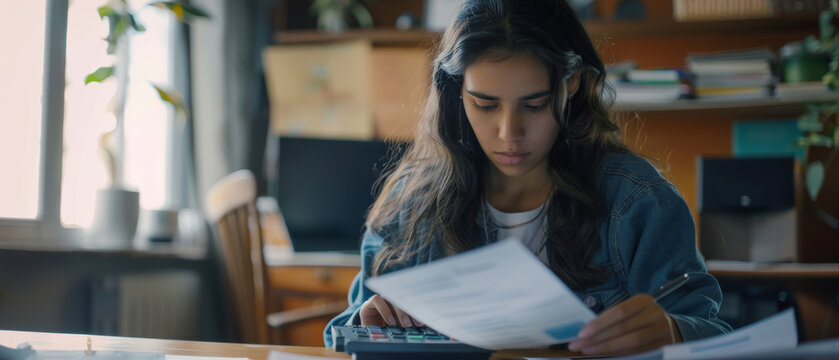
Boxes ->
[360,294,424,328]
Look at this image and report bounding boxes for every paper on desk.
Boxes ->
[662,307,797,359]
[564,308,799,360]
[529,308,798,360]
[365,239,596,350]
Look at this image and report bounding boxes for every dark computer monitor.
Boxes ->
[697,157,795,213]
[274,136,406,252]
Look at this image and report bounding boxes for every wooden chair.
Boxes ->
[205,169,346,344]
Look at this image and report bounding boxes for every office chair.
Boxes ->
[205,169,346,344]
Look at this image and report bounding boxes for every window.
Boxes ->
[62,0,173,228]
[1,0,177,241]
[0,1,47,219]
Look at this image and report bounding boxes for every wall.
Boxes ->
[0,249,223,341]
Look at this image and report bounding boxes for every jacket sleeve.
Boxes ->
[619,182,732,341]
[323,228,385,348]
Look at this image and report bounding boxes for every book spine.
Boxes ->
[673,0,774,22]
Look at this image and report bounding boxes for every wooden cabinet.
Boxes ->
[709,262,839,340]
[266,264,359,346]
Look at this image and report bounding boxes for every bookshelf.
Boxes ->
[615,91,839,113]
[584,16,818,38]
[273,29,439,47]
[269,15,825,218]
[273,16,817,46]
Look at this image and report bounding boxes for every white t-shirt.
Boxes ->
[485,200,549,265]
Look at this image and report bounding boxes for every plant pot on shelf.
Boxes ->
[138,208,179,244]
[797,146,839,263]
[87,187,140,249]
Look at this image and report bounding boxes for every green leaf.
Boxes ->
[310,0,334,13]
[148,1,210,22]
[98,6,117,19]
[798,111,823,132]
[825,70,839,89]
[808,133,833,147]
[804,35,822,53]
[128,14,146,32]
[821,8,835,40]
[179,3,210,19]
[806,161,826,201]
[152,83,189,119]
[84,66,114,84]
[349,3,373,28]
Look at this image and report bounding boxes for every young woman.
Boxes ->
[324,0,730,355]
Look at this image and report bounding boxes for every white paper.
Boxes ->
[590,308,799,360]
[662,308,797,359]
[365,239,595,350]
[530,308,799,360]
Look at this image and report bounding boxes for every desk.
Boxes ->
[263,254,839,345]
[707,261,839,341]
[0,330,348,358]
[264,251,360,346]
[0,330,575,360]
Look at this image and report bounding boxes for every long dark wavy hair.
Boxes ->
[366,0,629,291]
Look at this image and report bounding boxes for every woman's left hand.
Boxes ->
[567,294,682,356]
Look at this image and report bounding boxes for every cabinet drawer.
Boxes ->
[268,265,359,295]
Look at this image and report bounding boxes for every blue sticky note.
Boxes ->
[544,321,586,340]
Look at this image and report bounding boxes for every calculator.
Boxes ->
[331,325,493,360]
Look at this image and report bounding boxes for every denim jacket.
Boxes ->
[323,153,731,348]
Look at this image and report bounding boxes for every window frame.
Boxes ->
[0,0,84,245]
[1,0,184,246]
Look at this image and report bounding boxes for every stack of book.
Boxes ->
[687,47,775,100]
[610,67,688,103]
[774,81,829,97]
[673,0,774,22]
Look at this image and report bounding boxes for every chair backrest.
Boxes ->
[205,169,269,344]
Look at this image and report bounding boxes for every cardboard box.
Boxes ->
[263,40,374,140]
[370,47,430,141]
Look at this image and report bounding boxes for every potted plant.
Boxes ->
[310,0,373,33]
[795,0,839,261]
[83,0,206,248]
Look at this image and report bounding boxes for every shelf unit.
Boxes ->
[273,29,439,46]
[615,91,839,113]
[269,14,822,213]
[584,16,818,38]
[273,15,818,45]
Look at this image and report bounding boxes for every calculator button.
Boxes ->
[404,328,421,335]
[407,335,425,341]
[385,326,404,335]
[369,333,386,339]
[419,328,438,335]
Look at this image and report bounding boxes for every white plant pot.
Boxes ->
[139,208,180,243]
[88,188,140,249]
